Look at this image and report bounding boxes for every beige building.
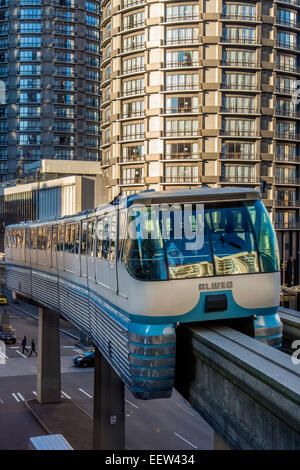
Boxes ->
[100,0,300,286]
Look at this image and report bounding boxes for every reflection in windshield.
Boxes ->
[122,201,279,281]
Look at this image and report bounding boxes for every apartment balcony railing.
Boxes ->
[122,66,145,75]
[164,153,199,160]
[164,15,199,22]
[163,176,200,183]
[164,130,199,137]
[122,88,145,97]
[275,200,300,207]
[121,177,145,184]
[220,130,258,137]
[122,111,145,118]
[221,59,259,68]
[121,154,145,162]
[275,64,299,73]
[276,0,300,6]
[275,177,300,184]
[275,154,299,162]
[220,153,258,161]
[165,84,199,91]
[164,107,199,114]
[122,20,145,31]
[122,133,144,141]
[122,0,145,9]
[221,37,258,45]
[164,60,200,68]
[275,222,300,230]
[275,109,300,118]
[275,132,300,140]
[165,37,199,45]
[220,176,259,183]
[220,106,259,114]
[276,17,299,28]
[276,40,299,51]
[221,14,260,21]
[275,86,295,94]
[122,43,145,53]
[221,82,258,91]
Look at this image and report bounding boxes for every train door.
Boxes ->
[57,224,64,273]
[25,228,31,266]
[87,218,96,287]
[51,225,58,272]
[80,220,88,279]
[30,228,37,266]
[45,226,52,269]
[95,213,118,294]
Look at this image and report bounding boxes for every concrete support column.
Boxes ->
[93,347,125,450]
[214,432,230,450]
[37,307,61,404]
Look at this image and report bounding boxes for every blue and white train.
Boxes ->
[5,187,282,399]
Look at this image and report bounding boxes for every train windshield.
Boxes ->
[122,200,280,280]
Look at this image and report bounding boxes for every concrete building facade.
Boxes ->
[100,0,300,286]
[0,0,101,181]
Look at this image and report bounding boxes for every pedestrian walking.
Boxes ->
[29,338,38,357]
[21,335,27,354]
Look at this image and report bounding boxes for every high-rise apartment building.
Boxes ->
[0,0,101,181]
[100,0,300,285]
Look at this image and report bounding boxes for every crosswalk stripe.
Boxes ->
[78,388,93,398]
[0,351,9,359]
[32,391,37,396]
[61,391,71,399]
[17,393,25,402]
[16,350,27,359]
[12,393,20,402]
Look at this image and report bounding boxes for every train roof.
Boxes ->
[124,187,260,206]
[6,187,261,229]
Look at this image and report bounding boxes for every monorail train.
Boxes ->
[5,187,282,399]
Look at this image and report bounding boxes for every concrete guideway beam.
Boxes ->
[37,307,61,404]
[175,324,300,450]
[279,307,300,342]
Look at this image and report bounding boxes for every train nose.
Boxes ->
[254,313,283,348]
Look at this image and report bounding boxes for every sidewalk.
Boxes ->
[26,398,93,450]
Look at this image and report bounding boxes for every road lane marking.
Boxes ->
[9,346,19,349]
[12,393,20,402]
[174,433,198,449]
[32,391,37,396]
[73,349,84,354]
[125,399,138,409]
[61,391,71,399]
[0,351,9,359]
[78,388,93,398]
[17,393,25,402]
[16,350,27,359]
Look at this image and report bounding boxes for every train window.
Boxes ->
[25,229,30,249]
[74,224,80,254]
[11,230,16,248]
[118,210,127,259]
[81,221,87,255]
[64,224,71,253]
[101,215,110,260]
[87,218,95,257]
[46,227,51,251]
[5,230,10,248]
[37,227,47,250]
[246,201,280,272]
[57,225,64,252]
[30,228,37,249]
[96,217,104,259]
[52,226,57,252]
[110,214,117,262]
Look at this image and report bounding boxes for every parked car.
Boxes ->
[0,325,16,344]
[73,350,95,367]
[0,295,7,305]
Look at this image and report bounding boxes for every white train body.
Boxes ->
[5,188,282,399]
